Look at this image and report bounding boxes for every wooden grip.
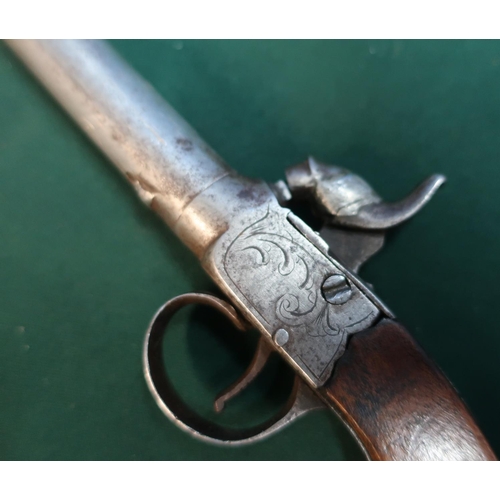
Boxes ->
[320,319,496,461]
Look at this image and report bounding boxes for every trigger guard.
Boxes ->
[143,292,324,445]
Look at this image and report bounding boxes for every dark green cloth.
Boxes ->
[1,40,499,460]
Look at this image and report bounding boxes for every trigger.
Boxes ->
[214,338,272,413]
[144,292,327,445]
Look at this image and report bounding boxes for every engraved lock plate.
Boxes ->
[204,201,387,387]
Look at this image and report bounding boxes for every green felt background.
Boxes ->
[1,40,499,460]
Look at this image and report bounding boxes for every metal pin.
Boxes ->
[274,328,289,346]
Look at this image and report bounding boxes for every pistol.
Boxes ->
[6,39,496,460]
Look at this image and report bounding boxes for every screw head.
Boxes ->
[274,328,289,346]
[322,274,353,305]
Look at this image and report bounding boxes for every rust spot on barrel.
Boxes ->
[237,187,254,201]
[175,137,194,151]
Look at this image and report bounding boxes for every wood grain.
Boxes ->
[320,319,497,460]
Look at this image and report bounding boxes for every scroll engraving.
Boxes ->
[222,208,379,385]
